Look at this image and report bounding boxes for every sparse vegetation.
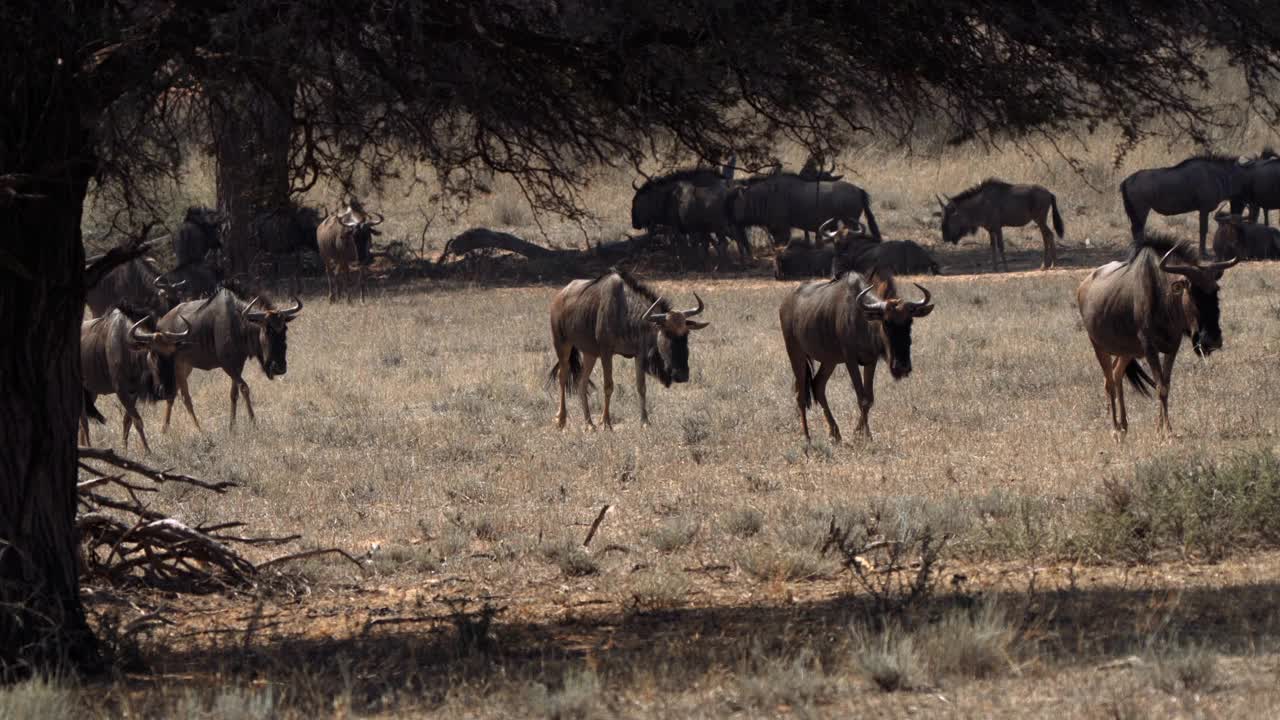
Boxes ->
[1143,640,1221,695]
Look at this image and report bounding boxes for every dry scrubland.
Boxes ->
[31,118,1280,717]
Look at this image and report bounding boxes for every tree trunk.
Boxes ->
[213,77,295,274]
[0,101,100,675]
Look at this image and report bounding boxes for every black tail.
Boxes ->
[1124,360,1155,398]
[796,359,814,410]
[862,190,882,243]
[1050,194,1065,238]
[546,347,593,397]
[84,392,106,424]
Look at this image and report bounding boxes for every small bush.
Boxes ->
[921,602,1016,679]
[726,508,764,538]
[852,625,926,692]
[736,545,827,581]
[629,569,691,610]
[650,517,698,553]
[541,541,599,577]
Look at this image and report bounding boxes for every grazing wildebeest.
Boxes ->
[548,270,708,429]
[1212,211,1280,260]
[729,172,881,247]
[173,206,224,267]
[80,306,191,452]
[630,161,745,265]
[779,269,934,442]
[1076,232,1237,438]
[937,179,1063,270]
[84,256,183,318]
[1235,148,1280,225]
[1120,154,1247,255]
[157,287,302,431]
[316,201,382,302]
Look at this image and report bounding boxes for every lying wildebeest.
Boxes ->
[157,286,302,431]
[937,179,1063,270]
[1235,148,1280,225]
[316,200,382,302]
[779,269,934,442]
[1120,154,1247,256]
[1212,211,1280,260]
[1076,232,1237,438]
[173,206,224,268]
[80,306,191,452]
[630,161,746,265]
[772,221,940,279]
[84,256,184,318]
[729,172,881,247]
[548,270,708,429]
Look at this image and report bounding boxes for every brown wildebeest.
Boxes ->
[1076,232,1237,438]
[316,200,383,302]
[779,269,934,442]
[157,286,302,431]
[937,179,1064,270]
[80,306,191,452]
[1212,211,1280,260]
[548,270,708,429]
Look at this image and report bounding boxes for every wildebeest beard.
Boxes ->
[644,332,690,387]
[258,327,288,379]
[883,319,914,379]
[1187,284,1223,356]
[141,352,178,402]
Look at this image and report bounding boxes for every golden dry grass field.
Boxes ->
[34,117,1280,717]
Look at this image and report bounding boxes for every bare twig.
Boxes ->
[582,504,612,548]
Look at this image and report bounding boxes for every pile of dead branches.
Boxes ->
[77,448,361,592]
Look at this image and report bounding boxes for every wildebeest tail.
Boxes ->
[84,392,106,424]
[795,359,815,410]
[1124,360,1155,398]
[546,347,594,397]
[1050,193,1065,238]
[861,190,882,243]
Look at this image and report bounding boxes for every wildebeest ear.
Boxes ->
[686,320,710,330]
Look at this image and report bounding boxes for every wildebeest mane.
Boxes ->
[112,300,155,323]
[635,168,724,193]
[613,268,671,313]
[1172,153,1239,168]
[210,277,276,311]
[1128,230,1201,264]
[741,171,826,185]
[951,178,1010,204]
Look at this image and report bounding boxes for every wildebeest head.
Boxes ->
[936,195,974,245]
[338,201,384,264]
[855,275,934,379]
[630,178,671,231]
[1158,247,1238,356]
[126,314,192,401]
[183,206,225,247]
[241,295,303,378]
[151,271,186,312]
[642,294,709,386]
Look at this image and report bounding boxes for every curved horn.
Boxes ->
[681,292,705,318]
[153,275,171,289]
[162,316,193,340]
[1158,246,1197,276]
[281,295,303,317]
[856,286,887,313]
[819,217,838,240]
[128,316,156,344]
[632,177,643,191]
[339,209,359,227]
[242,296,269,322]
[644,297,666,322]
[1202,256,1240,273]
[907,283,933,310]
[368,211,385,227]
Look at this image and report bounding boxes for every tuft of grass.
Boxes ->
[680,413,712,445]
[736,544,827,581]
[526,668,604,720]
[1143,640,1219,695]
[853,624,926,693]
[175,686,277,720]
[725,508,764,538]
[921,602,1017,680]
[736,647,837,710]
[628,568,691,610]
[650,517,698,553]
[541,541,599,577]
[491,194,532,227]
[0,676,77,720]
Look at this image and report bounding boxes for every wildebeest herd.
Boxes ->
[80,149,1280,453]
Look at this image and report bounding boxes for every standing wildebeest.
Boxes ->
[84,256,183,318]
[1212,211,1280,260]
[630,161,745,265]
[1076,232,1237,438]
[157,287,302,431]
[779,269,934,442]
[548,270,708,429]
[80,307,191,452]
[937,179,1063,270]
[1234,148,1280,225]
[1120,154,1247,256]
[316,201,382,302]
[173,206,224,268]
[728,172,881,247]
[251,205,323,292]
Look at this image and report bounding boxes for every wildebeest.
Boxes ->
[250,205,323,290]
[772,221,940,279]
[1076,232,1237,438]
[1234,148,1280,225]
[729,172,881,247]
[1212,211,1280,260]
[84,256,183,318]
[548,270,708,429]
[173,206,224,267]
[157,287,302,431]
[1120,154,1247,255]
[779,269,934,442]
[630,161,745,265]
[316,200,382,302]
[937,179,1063,270]
[80,306,191,452]
[160,261,222,302]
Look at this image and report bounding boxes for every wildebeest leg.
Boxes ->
[856,363,876,438]
[1152,345,1178,437]
[170,364,201,432]
[599,354,615,429]
[240,380,257,425]
[1111,356,1132,437]
[634,356,650,426]
[1091,344,1119,432]
[229,377,241,430]
[358,264,367,304]
[553,344,572,428]
[131,411,152,454]
[810,362,840,443]
[1198,210,1209,257]
[994,228,1009,270]
[1036,218,1056,270]
[325,263,337,303]
[577,352,598,428]
[845,359,873,439]
[783,339,813,441]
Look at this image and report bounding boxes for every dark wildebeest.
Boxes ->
[729,172,881,247]
[937,179,1064,270]
[316,201,382,302]
[173,206,224,268]
[772,221,939,279]
[630,161,745,265]
[250,205,323,292]
[1212,211,1280,260]
[157,287,302,431]
[80,306,191,452]
[548,270,708,429]
[779,269,934,442]
[1076,232,1237,438]
[1120,154,1248,256]
[160,262,222,302]
[84,256,184,318]
[1234,148,1280,225]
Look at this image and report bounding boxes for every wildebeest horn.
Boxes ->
[935,194,947,210]
[162,316,192,341]
[1202,256,1240,273]
[242,296,269,322]
[907,283,933,312]
[856,286,887,313]
[339,209,360,227]
[632,177,642,191]
[368,211,385,227]
[128,316,156,344]
[644,297,666,322]
[281,295,303,317]
[819,218,839,240]
[680,292,705,318]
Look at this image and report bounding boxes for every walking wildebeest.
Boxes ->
[1120,154,1247,256]
[157,287,302,431]
[779,269,934,442]
[729,172,881,247]
[1213,211,1280,260]
[548,270,708,429]
[316,201,382,302]
[1076,232,1237,438]
[80,306,191,452]
[937,179,1063,270]
[173,206,224,268]
[85,256,183,318]
[630,161,745,265]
